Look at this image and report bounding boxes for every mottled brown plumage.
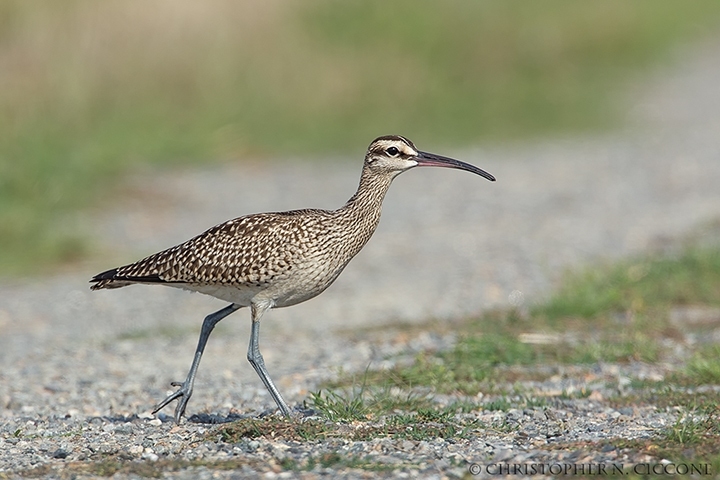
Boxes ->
[90,135,495,422]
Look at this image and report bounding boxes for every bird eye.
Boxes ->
[386,146,400,157]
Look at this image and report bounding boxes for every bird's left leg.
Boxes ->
[153,303,242,423]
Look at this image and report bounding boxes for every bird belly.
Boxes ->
[262,263,347,308]
[172,259,348,309]
[175,283,260,306]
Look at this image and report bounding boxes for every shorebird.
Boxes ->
[90,135,495,422]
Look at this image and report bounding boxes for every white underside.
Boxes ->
[165,264,347,310]
[176,283,260,306]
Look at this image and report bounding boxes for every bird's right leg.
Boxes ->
[152,303,242,423]
[246,302,292,417]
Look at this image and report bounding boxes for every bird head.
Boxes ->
[364,135,495,182]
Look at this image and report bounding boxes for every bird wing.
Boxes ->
[89,210,324,290]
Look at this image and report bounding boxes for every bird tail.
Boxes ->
[89,268,128,290]
[90,266,166,290]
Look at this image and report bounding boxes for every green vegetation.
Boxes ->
[324,315,666,396]
[536,247,720,320]
[682,344,720,385]
[320,246,720,397]
[665,410,718,446]
[605,397,720,476]
[611,386,720,412]
[3,1,720,275]
[609,386,720,469]
[217,407,480,444]
[309,384,435,422]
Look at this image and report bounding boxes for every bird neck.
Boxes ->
[342,166,396,219]
[330,166,397,257]
[325,166,398,262]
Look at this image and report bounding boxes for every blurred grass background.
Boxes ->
[2,0,720,276]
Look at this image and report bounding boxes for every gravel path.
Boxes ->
[1,39,720,478]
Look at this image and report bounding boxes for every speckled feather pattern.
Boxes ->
[90,141,401,308]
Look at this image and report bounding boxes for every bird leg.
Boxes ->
[152,303,242,423]
[247,304,292,416]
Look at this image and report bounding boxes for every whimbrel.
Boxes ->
[90,135,495,422]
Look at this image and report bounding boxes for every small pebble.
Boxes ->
[52,449,68,459]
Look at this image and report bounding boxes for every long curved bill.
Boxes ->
[416,151,496,182]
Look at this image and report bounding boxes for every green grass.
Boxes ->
[611,386,720,412]
[309,383,435,422]
[322,244,720,396]
[665,410,718,446]
[3,1,720,275]
[213,379,482,446]
[535,247,720,321]
[325,314,666,396]
[603,401,720,475]
[217,410,480,444]
[682,345,720,385]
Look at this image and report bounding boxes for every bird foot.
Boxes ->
[152,380,193,423]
